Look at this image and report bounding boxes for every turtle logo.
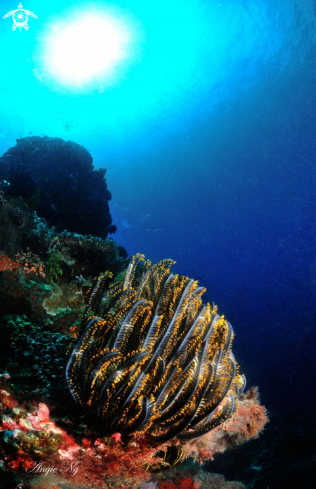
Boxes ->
[3,2,38,31]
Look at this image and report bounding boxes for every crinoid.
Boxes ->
[66,254,246,442]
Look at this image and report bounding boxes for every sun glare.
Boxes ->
[50,15,129,84]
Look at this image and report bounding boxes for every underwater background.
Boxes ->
[0,0,315,488]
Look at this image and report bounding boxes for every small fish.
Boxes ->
[153,228,162,233]
[51,204,58,214]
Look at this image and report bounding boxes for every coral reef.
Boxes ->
[0,270,52,321]
[0,195,268,489]
[0,374,173,488]
[182,388,268,463]
[0,196,35,255]
[156,473,246,489]
[0,270,84,333]
[43,283,85,316]
[27,215,127,282]
[142,473,246,489]
[45,252,63,283]
[0,217,127,332]
[158,480,194,489]
[0,315,72,395]
[0,246,268,488]
[195,472,246,489]
[0,136,116,237]
[66,253,246,442]
[0,253,20,273]
[3,135,269,487]
[15,247,46,278]
[0,370,258,489]
[220,387,268,443]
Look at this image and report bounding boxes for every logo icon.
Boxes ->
[3,3,38,31]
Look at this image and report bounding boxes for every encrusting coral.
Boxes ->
[195,471,247,489]
[43,283,85,316]
[66,253,247,442]
[0,253,20,273]
[181,387,268,463]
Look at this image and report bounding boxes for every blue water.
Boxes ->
[1,0,315,412]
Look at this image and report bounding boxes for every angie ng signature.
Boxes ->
[20,460,82,478]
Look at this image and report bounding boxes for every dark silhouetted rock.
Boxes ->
[0,136,115,238]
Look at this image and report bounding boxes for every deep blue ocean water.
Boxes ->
[0,0,315,419]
